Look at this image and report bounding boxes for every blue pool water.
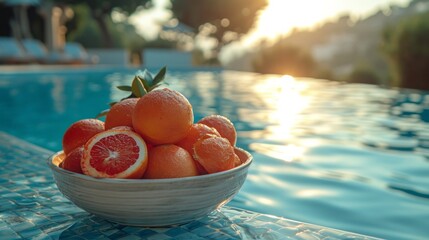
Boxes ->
[1,67,428,239]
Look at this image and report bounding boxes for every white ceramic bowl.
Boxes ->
[48,148,252,226]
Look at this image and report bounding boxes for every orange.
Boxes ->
[111,126,134,131]
[198,115,237,146]
[175,124,220,175]
[195,161,208,175]
[175,123,220,154]
[62,119,105,155]
[105,98,139,130]
[62,147,84,174]
[193,136,236,174]
[233,148,247,167]
[81,129,148,179]
[132,88,193,145]
[144,145,198,179]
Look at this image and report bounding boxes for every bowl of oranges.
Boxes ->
[47,68,252,226]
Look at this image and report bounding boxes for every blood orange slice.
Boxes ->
[82,129,148,179]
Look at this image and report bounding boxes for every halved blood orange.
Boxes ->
[81,129,148,179]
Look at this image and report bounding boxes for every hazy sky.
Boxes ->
[218,0,412,64]
[254,0,412,39]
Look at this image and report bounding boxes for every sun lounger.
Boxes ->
[20,39,93,65]
[20,38,49,63]
[0,37,29,64]
[62,42,92,64]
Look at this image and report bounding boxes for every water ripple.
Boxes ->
[388,185,429,200]
[1,70,429,239]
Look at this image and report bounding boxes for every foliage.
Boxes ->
[144,38,178,49]
[170,0,268,43]
[346,66,381,85]
[192,49,220,66]
[383,11,429,90]
[53,0,151,14]
[66,4,142,48]
[241,1,428,83]
[252,40,317,77]
[54,0,151,48]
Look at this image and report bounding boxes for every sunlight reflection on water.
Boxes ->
[0,69,428,239]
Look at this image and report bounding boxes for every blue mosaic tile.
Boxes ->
[145,233,171,240]
[135,228,158,237]
[0,228,21,240]
[171,232,206,240]
[0,132,378,240]
[61,236,87,240]
[164,227,189,237]
[117,235,141,240]
[16,227,43,239]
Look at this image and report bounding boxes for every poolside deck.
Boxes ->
[0,131,378,239]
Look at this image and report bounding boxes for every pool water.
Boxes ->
[1,68,428,239]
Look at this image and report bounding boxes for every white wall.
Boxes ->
[143,49,193,69]
[87,49,129,66]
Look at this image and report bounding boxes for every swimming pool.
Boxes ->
[1,67,428,239]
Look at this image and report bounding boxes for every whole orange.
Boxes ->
[198,115,237,146]
[193,136,236,174]
[62,146,84,174]
[105,98,139,130]
[62,119,105,155]
[143,145,198,179]
[132,88,193,145]
[175,123,220,154]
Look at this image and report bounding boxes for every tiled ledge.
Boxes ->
[0,131,378,239]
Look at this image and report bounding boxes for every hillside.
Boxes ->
[223,0,429,84]
[287,0,429,82]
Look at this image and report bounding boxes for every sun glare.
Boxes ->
[255,0,412,39]
[255,0,332,39]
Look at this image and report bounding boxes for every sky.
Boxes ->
[253,0,411,40]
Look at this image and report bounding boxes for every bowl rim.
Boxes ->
[47,147,252,183]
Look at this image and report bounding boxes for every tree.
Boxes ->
[170,0,268,43]
[252,40,317,77]
[383,11,429,90]
[54,0,151,47]
[347,66,381,85]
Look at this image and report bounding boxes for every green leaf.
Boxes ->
[153,66,167,85]
[116,85,132,91]
[131,76,147,97]
[95,109,109,119]
[109,101,118,107]
[137,75,151,93]
[137,70,154,85]
[120,93,136,101]
[148,82,169,91]
[121,92,136,101]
